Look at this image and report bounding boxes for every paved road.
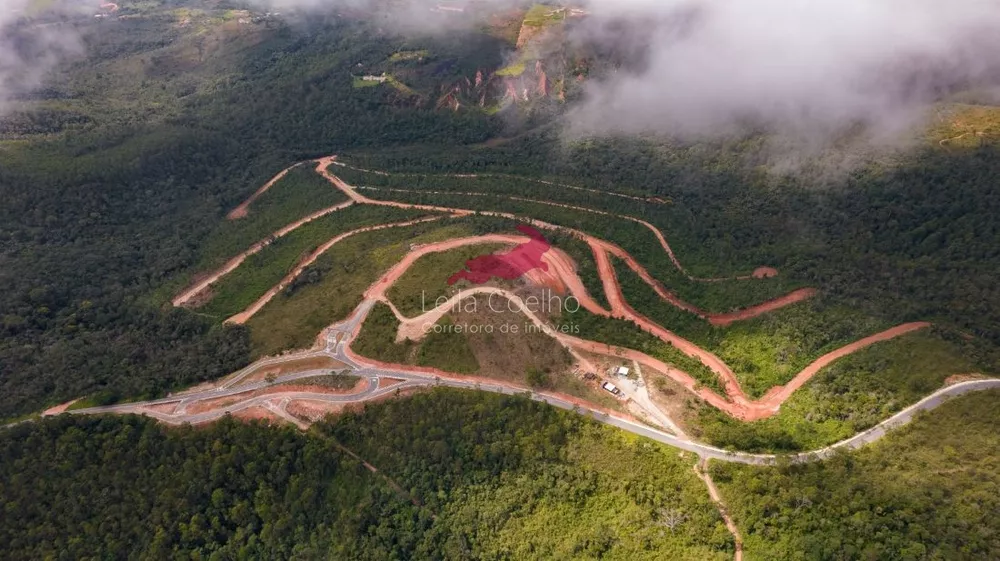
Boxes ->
[59,285,1000,466]
[66,356,1000,465]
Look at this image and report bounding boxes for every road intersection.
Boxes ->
[69,297,1000,465]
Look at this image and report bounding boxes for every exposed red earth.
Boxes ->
[447,224,551,285]
[343,224,929,420]
[42,399,80,416]
[167,156,931,424]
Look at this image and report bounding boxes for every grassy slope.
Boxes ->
[712,389,1000,560]
[276,373,359,390]
[195,166,349,270]
[355,187,805,310]
[615,259,892,398]
[690,331,986,452]
[245,221,476,357]
[199,205,429,319]
[386,242,508,317]
[416,317,481,374]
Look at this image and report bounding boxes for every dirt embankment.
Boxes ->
[42,399,80,416]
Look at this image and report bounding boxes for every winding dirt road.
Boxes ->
[174,200,354,307]
[173,156,930,422]
[346,232,928,420]
[227,161,307,220]
[328,168,815,323]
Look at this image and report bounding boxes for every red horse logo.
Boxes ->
[447,225,550,285]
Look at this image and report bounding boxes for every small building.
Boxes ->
[615,366,630,377]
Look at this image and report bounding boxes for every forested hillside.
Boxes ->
[0,7,501,418]
[3,388,997,560]
[342,140,1000,374]
[3,0,999,420]
[0,390,734,560]
[713,389,1000,560]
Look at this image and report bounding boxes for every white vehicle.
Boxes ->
[601,381,621,396]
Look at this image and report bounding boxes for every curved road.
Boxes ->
[66,306,1000,465]
[68,364,1000,465]
[55,155,1000,466]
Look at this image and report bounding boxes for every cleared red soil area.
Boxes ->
[231,406,283,423]
[287,399,347,422]
[448,224,550,285]
[42,399,80,416]
[352,231,930,421]
[377,377,406,390]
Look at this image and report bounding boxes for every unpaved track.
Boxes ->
[757,321,932,406]
[362,234,929,420]
[695,459,743,561]
[328,170,815,323]
[226,216,450,325]
[227,161,308,220]
[173,201,354,307]
[353,180,773,283]
[170,156,931,422]
[331,159,654,203]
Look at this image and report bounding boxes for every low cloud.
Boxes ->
[566,0,1000,151]
[7,0,1000,159]
[0,0,85,115]
[265,0,1000,155]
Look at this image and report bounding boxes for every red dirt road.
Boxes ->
[173,201,354,307]
[176,158,930,422]
[323,167,816,324]
[227,161,307,220]
[358,232,930,421]
[226,216,449,325]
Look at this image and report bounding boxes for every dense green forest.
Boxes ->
[0,7,503,418]
[713,389,1000,560]
[0,390,734,560]
[3,388,996,560]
